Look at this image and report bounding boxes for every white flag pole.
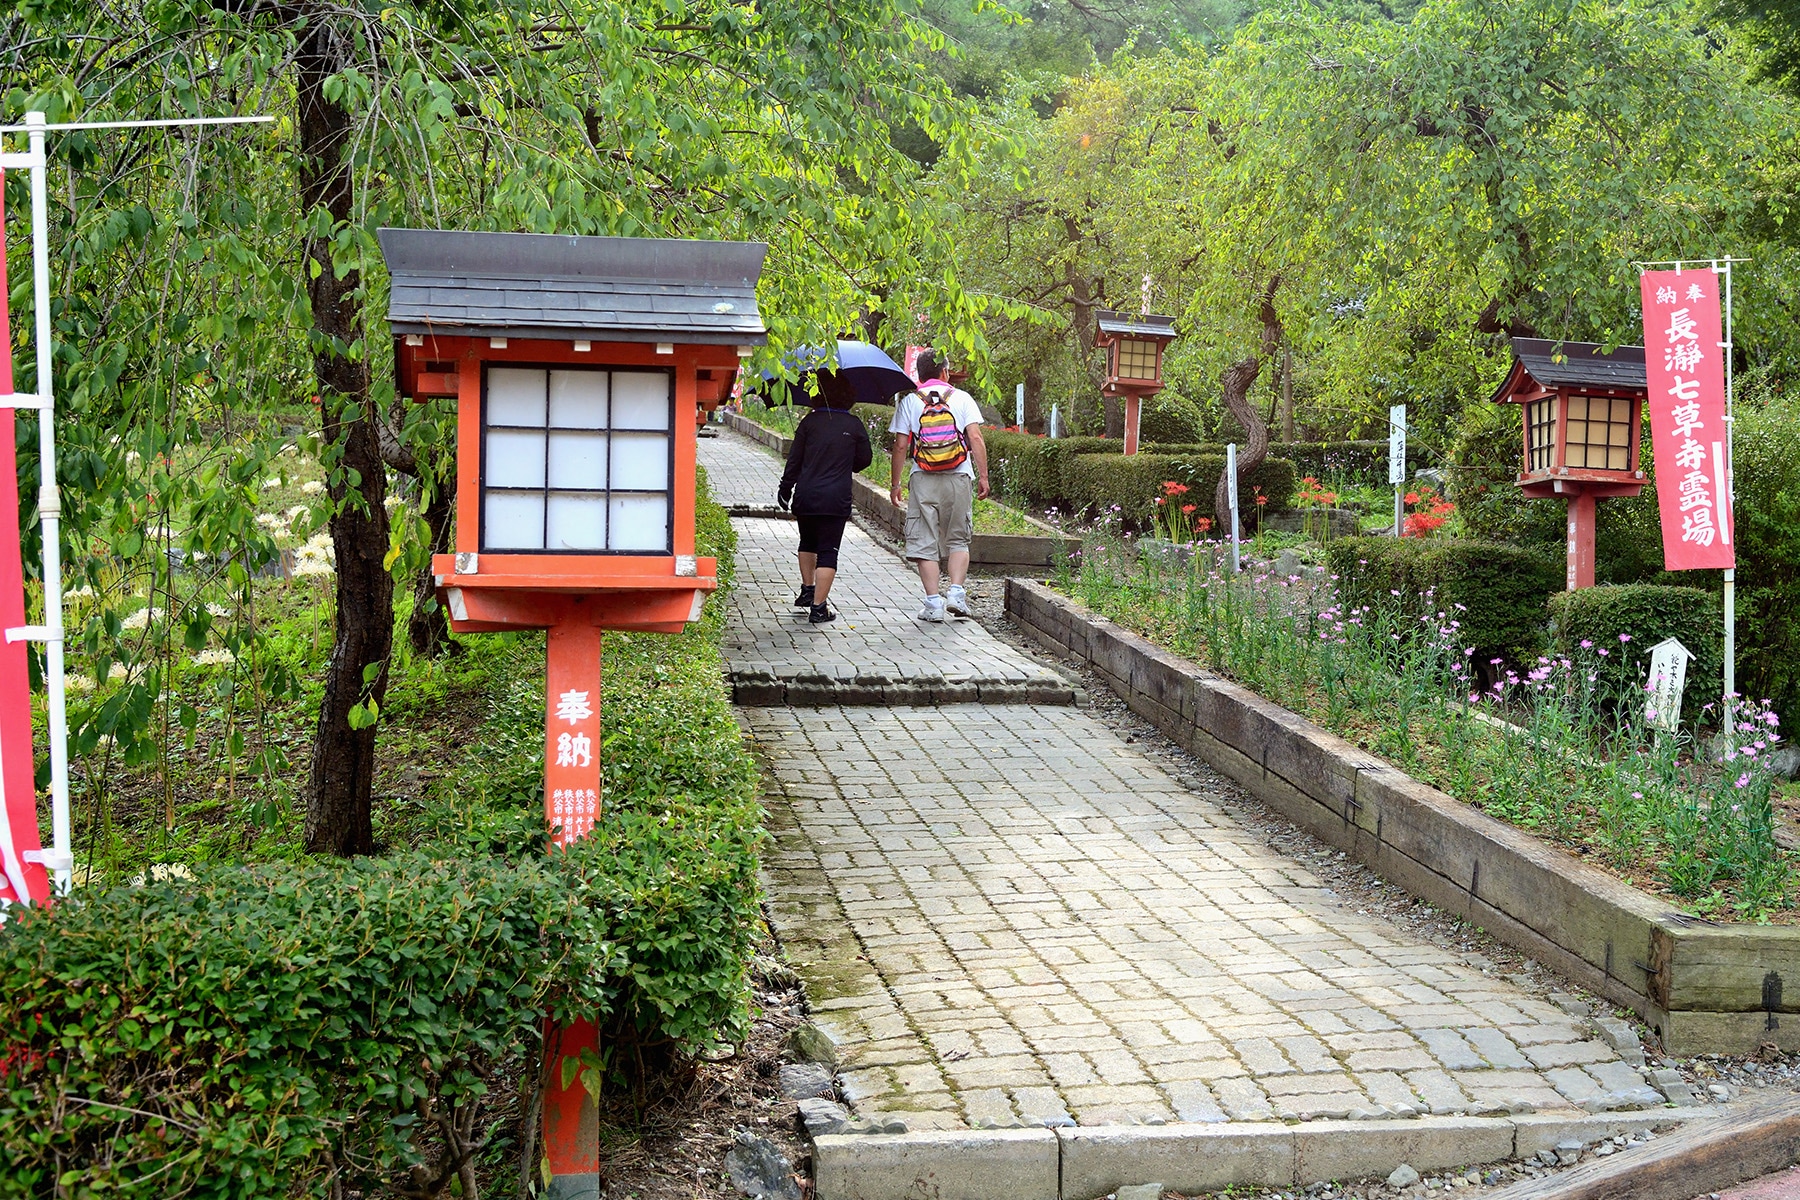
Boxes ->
[0,110,273,897]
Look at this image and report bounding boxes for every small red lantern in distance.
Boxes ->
[1491,338,1646,590]
[379,228,765,1199]
[1094,308,1177,455]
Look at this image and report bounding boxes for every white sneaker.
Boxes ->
[917,595,947,622]
[944,585,970,617]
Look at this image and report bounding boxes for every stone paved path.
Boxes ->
[709,428,1654,1132]
[701,433,1073,706]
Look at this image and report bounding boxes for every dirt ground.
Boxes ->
[596,952,816,1200]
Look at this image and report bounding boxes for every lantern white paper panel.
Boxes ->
[611,372,672,429]
[486,430,546,488]
[549,370,608,428]
[547,431,608,489]
[484,492,545,549]
[609,495,669,551]
[610,432,669,491]
[488,368,548,426]
[547,493,608,550]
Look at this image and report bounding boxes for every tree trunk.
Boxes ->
[1023,368,1044,435]
[300,13,391,857]
[1279,344,1295,441]
[1214,280,1282,535]
[407,468,457,658]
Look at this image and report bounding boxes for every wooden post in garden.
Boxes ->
[378,228,765,1199]
[1491,338,1648,589]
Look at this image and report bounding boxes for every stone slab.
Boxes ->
[811,1129,1059,1200]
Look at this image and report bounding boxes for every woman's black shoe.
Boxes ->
[793,585,815,608]
[809,603,837,624]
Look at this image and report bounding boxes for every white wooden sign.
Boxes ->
[1388,404,1407,485]
[1645,636,1694,732]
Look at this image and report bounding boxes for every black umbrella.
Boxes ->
[776,340,916,407]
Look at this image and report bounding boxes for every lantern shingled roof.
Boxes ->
[1095,309,1177,340]
[378,228,768,345]
[1491,337,1647,402]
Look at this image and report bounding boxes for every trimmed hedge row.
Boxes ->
[1549,584,1723,722]
[1060,453,1297,525]
[0,477,762,1196]
[1326,536,1563,666]
[984,432,1296,521]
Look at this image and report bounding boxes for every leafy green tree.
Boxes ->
[5,0,983,854]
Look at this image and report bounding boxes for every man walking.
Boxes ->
[889,350,990,622]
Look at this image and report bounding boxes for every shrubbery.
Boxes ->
[1060,453,1296,526]
[0,477,762,1197]
[983,433,1121,504]
[1138,393,1205,444]
[1547,584,1722,721]
[1733,398,1800,725]
[1326,536,1562,666]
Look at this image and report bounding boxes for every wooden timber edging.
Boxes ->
[721,411,1082,571]
[1003,577,1800,1056]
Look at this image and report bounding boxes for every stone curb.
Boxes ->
[810,1110,1711,1200]
[730,675,1077,708]
[1000,577,1800,1056]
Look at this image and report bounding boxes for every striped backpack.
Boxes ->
[909,387,968,472]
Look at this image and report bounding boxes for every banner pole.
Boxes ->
[1721,256,1736,731]
[24,114,70,895]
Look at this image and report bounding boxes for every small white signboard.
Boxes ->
[1388,404,1407,486]
[1645,636,1694,732]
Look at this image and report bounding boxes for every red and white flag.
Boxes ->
[1640,269,1735,572]
[0,172,51,906]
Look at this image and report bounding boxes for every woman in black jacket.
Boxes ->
[777,373,873,625]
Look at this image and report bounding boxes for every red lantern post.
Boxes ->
[1491,338,1647,590]
[380,229,765,1198]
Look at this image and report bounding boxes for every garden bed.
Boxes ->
[1004,576,1800,1054]
[723,410,1081,571]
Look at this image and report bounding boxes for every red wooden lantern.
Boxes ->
[1491,338,1647,590]
[1095,308,1177,455]
[380,228,765,1199]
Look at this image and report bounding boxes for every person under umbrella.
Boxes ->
[777,371,872,624]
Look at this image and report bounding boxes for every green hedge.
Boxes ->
[1326,536,1562,666]
[983,433,1121,505]
[1060,453,1297,526]
[0,478,762,1196]
[1733,400,1800,725]
[0,852,601,1196]
[1139,393,1204,444]
[1547,584,1722,722]
[1141,440,1421,484]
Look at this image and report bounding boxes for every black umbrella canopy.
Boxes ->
[774,340,916,407]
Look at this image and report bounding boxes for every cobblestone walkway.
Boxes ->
[702,432,1074,706]
[700,427,783,509]
[709,429,1653,1133]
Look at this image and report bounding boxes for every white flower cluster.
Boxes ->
[293,531,335,577]
[121,606,165,631]
[301,480,326,496]
[191,648,236,667]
